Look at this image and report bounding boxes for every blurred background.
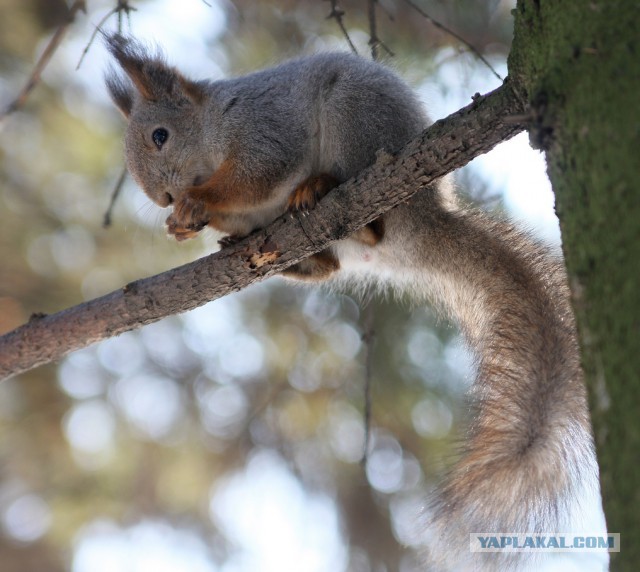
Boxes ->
[0,1,565,571]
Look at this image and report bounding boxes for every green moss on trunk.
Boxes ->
[509,1,640,569]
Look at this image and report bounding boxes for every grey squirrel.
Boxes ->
[106,35,601,570]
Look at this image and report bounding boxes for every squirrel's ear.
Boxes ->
[105,70,133,118]
[105,34,158,101]
[105,34,205,106]
[177,76,206,105]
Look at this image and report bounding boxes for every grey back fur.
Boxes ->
[106,35,428,233]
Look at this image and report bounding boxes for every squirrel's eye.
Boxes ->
[152,128,169,150]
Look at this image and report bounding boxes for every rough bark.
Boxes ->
[509,1,639,569]
[0,82,525,380]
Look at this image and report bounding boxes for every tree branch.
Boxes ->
[326,0,358,55]
[0,82,526,381]
[402,0,503,82]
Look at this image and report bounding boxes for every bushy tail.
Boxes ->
[375,197,600,570]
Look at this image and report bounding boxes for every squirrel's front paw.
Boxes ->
[166,192,210,241]
[165,217,202,242]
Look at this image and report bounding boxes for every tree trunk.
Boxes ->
[508,1,639,569]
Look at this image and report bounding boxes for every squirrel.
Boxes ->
[105,35,602,570]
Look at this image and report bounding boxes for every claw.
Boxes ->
[287,173,339,216]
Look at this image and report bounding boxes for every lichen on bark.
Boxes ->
[509,1,640,569]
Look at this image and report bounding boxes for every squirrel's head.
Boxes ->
[105,34,213,208]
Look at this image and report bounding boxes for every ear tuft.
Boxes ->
[104,34,205,107]
[104,33,160,101]
[105,67,133,117]
[106,35,176,102]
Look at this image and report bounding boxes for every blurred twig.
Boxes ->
[360,301,376,465]
[326,0,358,55]
[78,1,136,227]
[368,0,379,61]
[76,0,137,70]
[0,0,87,124]
[367,0,394,60]
[103,167,128,228]
[402,0,503,82]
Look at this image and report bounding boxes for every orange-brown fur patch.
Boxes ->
[287,173,339,212]
[166,157,273,238]
[282,250,340,281]
[352,216,385,246]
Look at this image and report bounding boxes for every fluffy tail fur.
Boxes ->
[335,184,600,570]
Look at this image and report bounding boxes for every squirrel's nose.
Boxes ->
[158,192,173,207]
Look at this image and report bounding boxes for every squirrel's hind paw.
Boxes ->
[287,174,339,214]
[218,234,243,248]
[281,249,340,282]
